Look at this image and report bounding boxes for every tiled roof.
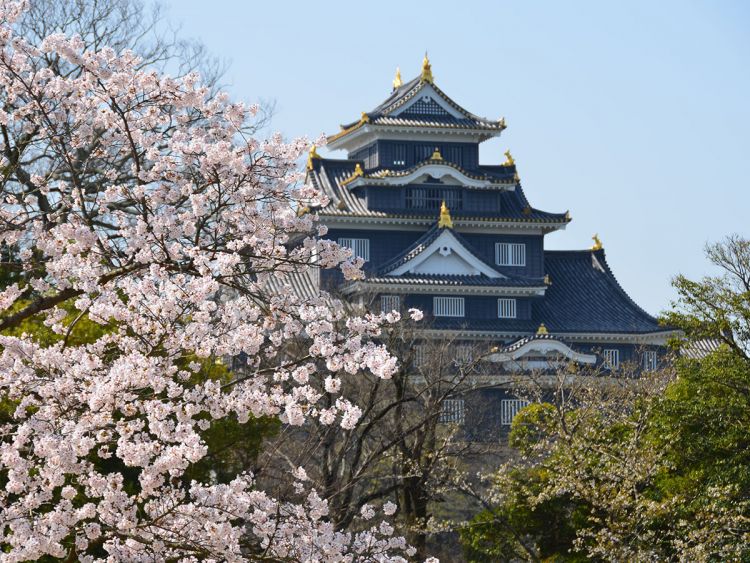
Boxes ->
[681,339,722,359]
[501,333,563,353]
[354,274,545,288]
[329,76,505,144]
[377,223,523,278]
[306,158,569,224]
[263,268,321,302]
[533,250,670,334]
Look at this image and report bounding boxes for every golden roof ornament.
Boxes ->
[536,323,549,335]
[503,150,515,166]
[421,52,433,83]
[341,163,364,186]
[392,67,402,90]
[430,147,443,161]
[306,144,321,170]
[591,234,603,251]
[438,200,453,229]
[360,111,370,124]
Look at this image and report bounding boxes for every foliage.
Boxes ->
[460,236,750,562]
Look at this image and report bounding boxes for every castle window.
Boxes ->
[414,344,427,367]
[381,295,400,313]
[642,350,657,371]
[501,399,529,426]
[496,242,526,266]
[392,144,406,166]
[434,296,464,317]
[406,187,462,210]
[338,238,370,262]
[497,298,517,319]
[454,344,473,365]
[439,398,465,424]
[603,349,620,370]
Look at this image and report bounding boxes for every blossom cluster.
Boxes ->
[0,1,417,560]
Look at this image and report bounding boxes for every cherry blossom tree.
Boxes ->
[0,1,415,559]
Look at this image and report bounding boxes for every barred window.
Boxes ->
[495,243,526,266]
[405,187,462,210]
[392,144,407,166]
[381,295,400,314]
[454,344,473,365]
[603,349,620,370]
[338,238,370,262]
[497,298,517,319]
[642,350,657,371]
[501,399,529,426]
[439,398,465,424]
[414,344,427,368]
[434,296,464,317]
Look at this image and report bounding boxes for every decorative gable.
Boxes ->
[486,335,597,371]
[391,83,465,120]
[388,228,504,278]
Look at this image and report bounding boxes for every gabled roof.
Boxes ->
[534,249,670,334]
[327,75,505,147]
[378,223,501,277]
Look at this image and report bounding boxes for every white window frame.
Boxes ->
[433,296,465,317]
[642,350,657,371]
[495,242,526,267]
[501,399,530,426]
[454,344,473,365]
[439,398,465,425]
[380,295,400,314]
[603,349,620,370]
[497,298,517,319]
[338,238,370,262]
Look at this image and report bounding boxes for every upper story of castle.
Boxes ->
[306,55,570,235]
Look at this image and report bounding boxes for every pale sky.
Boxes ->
[164,0,750,315]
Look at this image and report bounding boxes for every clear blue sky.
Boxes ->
[165,0,749,315]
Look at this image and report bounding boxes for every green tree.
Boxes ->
[461,235,750,562]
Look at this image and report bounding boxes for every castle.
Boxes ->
[303,56,676,428]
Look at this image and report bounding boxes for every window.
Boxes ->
[642,350,657,371]
[414,344,427,368]
[439,398,465,424]
[501,399,529,426]
[434,296,464,317]
[497,298,517,319]
[338,238,370,262]
[392,143,407,166]
[495,243,526,266]
[381,295,400,313]
[603,349,620,370]
[405,187,462,210]
[454,344,473,365]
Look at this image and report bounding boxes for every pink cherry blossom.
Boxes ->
[0,2,417,559]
